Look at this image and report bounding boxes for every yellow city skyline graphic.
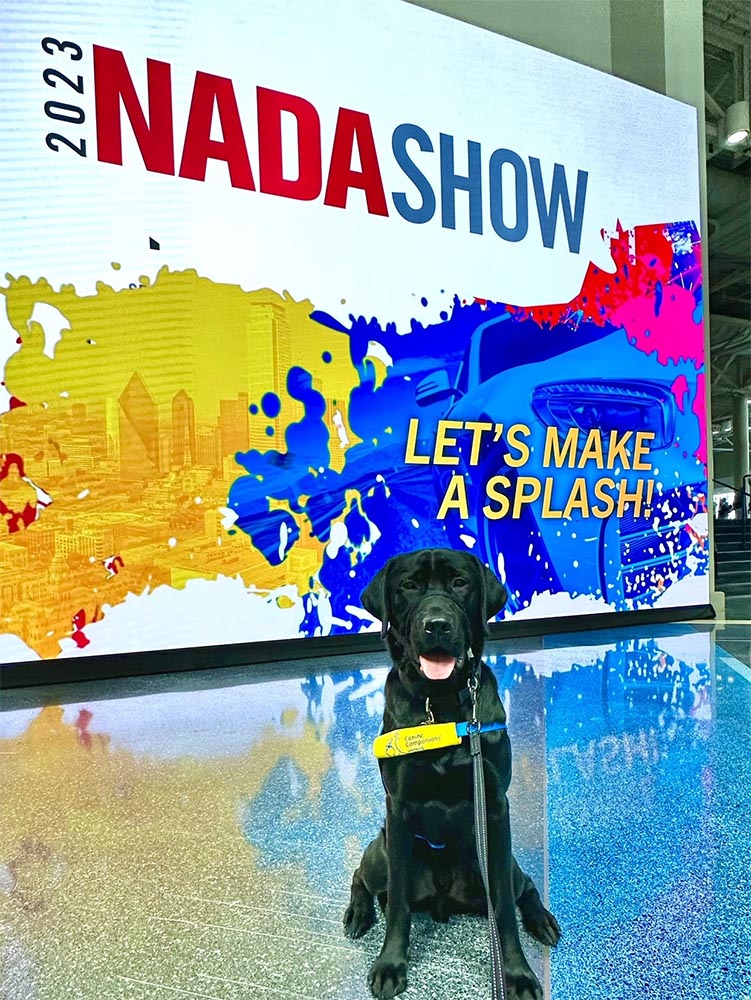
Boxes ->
[0,267,366,658]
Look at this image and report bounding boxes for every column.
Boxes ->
[733,393,750,502]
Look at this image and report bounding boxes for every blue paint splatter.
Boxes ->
[262,392,281,418]
[227,221,708,632]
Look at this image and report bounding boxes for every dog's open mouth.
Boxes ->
[418,654,457,681]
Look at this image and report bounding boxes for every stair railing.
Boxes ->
[713,477,751,553]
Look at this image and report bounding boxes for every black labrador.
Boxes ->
[343,548,560,999]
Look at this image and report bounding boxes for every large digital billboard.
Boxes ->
[0,0,708,666]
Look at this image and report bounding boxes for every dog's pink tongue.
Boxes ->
[419,655,456,680]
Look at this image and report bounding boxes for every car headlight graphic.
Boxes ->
[530,380,676,450]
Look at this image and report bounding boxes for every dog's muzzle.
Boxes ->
[411,596,469,681]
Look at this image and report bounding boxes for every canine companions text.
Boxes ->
[343,548,561,999]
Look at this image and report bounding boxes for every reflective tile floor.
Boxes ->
[1,623,750,1000]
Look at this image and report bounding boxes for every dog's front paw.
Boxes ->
[343,892,376,939]
[518,890,562,947]
[505,963,543,1000]
[369,955,407,999]
[526,905,561,947]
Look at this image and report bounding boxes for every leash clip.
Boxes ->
[467,674,479,727]
[425,697,435,724]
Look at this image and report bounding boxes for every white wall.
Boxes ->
[406,0,613,73]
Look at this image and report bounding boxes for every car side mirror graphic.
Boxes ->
[416,370,462,407]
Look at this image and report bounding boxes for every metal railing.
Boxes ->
[713,476,751,551]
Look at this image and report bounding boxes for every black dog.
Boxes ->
[343,548,560,999]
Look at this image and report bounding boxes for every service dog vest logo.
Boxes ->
[373,723,462,758]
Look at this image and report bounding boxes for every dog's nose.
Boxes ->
[424,617,451,637]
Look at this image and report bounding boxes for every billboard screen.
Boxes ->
[0,0,708,665]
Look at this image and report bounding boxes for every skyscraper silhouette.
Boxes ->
[172,389,196,468]
[219,393,250,460]
[119,372,160,481]
[246,302,292,448]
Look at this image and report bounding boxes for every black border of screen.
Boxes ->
[1,603,714,690]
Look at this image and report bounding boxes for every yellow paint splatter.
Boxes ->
[0,267,362,655]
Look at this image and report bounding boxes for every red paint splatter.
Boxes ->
[71,606,104,648]
[670,374,689,413]
[104,554,125,576]
[0,452,37,533]
[684,521,707,550]
[509,222,704,377]
[1,452,27,480]
[511,224,675,328]
[71,609,90,648]
[75,709,94,748]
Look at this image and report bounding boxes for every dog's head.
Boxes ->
[361,548,507,684]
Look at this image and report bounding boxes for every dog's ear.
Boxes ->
[481,563,507,621]
[470,561,507,660]
[361,562,391,639]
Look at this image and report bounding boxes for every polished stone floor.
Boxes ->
[1,623,750,1000]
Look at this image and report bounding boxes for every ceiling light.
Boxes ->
[724,101,750,146]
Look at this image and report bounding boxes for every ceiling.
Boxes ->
[703,0,751,434]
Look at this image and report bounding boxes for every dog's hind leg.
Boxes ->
[343,831,387,939]
[512,856,562,947]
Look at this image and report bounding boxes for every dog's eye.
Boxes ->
[452,577,468,588]
[401,580,419,591]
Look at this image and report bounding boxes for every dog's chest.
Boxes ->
[406,755,476,846]
[402,750,474,803]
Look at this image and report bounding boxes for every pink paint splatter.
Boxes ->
[671,374,689,412]
[509,223,705,372]
[692,372,707,467]
[611,285,703,369]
